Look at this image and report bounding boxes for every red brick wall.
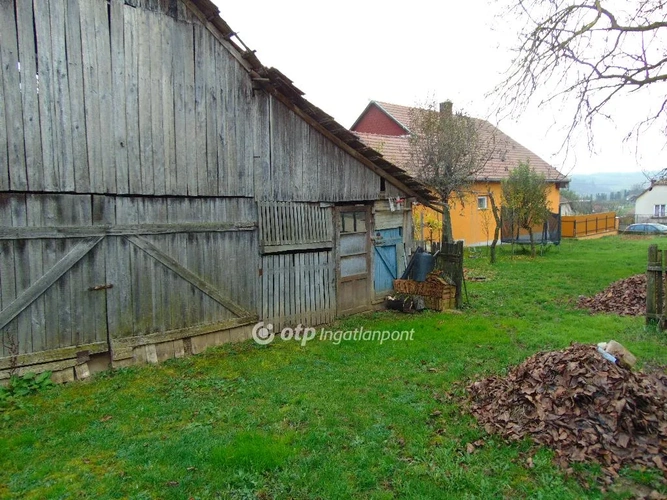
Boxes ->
[351,105,407,136]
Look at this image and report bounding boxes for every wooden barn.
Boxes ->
[0,0,437,381]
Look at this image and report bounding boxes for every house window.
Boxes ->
[654,204,666,217]
[477,196,488,210]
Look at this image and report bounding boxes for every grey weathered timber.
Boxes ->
[0,0,421,375]
[150,10,166,196]
[646,244,663,325]
[171,21,188,193]
[161,13,177,195]
[49,0,76,191]
[0,0,27,190]
[25,196,46,353]
[261,251,335,329]
[124,4,142,193]
[0,29,7,192]
[258,202,334,252]
[204,31,219,197]
[194,23,208,197]
[66,0,90,192]
[79,0,103,192]
[0,222,256,240]
[15,0,43,191]
[95,0,115,192]
[0,341,108,371]
[111,0,130,194]
[0,0,393,200]
[126,235,251,317]
[137,6,154,194]
[111,316,256,350]
[181,20,198,196]
[0,237,103,332]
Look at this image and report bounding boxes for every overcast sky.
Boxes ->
[214,0,664,177]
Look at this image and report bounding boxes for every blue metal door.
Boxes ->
[373,228,402,294]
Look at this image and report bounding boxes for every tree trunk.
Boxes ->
[441,202,453,244]
[528,227,536,257]
[488,190,501,264]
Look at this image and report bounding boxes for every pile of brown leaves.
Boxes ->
[577,274,647,316]
[468,344,667,477]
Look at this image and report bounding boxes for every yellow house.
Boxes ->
[351,101,568,246]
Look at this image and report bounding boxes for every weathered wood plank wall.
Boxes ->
[261,251,336,330]
[0,0,414,375]
[258,202,334,253]
[257,202,336,328]
[1,0,392,204]
[0,0,256,197]
[0,193,258,363]
[255,97,386,202]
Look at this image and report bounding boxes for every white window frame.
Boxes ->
[654,204,666,217]
[477,196,488,210]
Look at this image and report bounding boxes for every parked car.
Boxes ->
[624,223,667,234]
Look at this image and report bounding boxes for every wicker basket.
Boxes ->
[393,273,456,311]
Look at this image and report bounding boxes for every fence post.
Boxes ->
[435,241,464,309]
[646,244,663,325]
[573,220,577,238]
[663,251,667,331]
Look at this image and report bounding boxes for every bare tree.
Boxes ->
[407,100,500,243]
[495,0,667,153]
[485,187,503,264]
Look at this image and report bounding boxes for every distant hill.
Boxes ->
[568,172,655,196]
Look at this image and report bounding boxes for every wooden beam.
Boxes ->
[110,315,257,350]
[182,0,254,73]
[126,235,251,317]
[0,236,103,331]
[0,341,108,370]
[0,222,257,240]
[262,241,334,254]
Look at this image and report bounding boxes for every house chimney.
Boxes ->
[439,100,453,116]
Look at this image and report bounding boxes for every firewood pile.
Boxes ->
[577,274,647,316]
[468,344,667,478]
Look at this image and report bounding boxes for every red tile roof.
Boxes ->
[373,101,413,132]
[355,102,568,183]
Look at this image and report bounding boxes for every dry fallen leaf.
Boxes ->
[467,344,667,480]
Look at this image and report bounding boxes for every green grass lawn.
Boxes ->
[2,236,667,499]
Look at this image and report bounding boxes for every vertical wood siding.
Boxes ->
[261,251,335,330]
[254,96,385,202]
[0,0,412,371]
[0,193,258,359]
[0,0,257,197]
[0,0,390,202]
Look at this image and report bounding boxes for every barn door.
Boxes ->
[373,228,402,296]
[336,206,371,316]
[258,202,336,329]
